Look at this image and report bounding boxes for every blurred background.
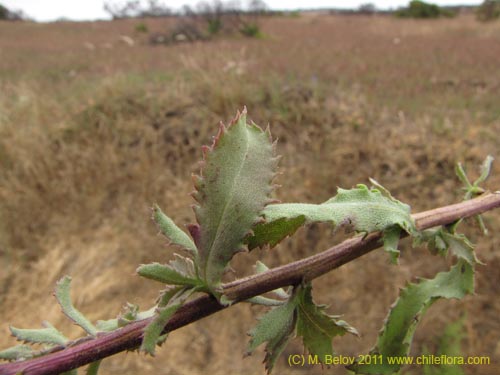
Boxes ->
[0,1,499,374]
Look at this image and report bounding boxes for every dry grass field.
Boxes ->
[0,13,499,375]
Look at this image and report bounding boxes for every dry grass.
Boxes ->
[0,13,499,375]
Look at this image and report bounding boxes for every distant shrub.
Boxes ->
[207,18,222,35]
[396,0,455,18]
[476,0,500,21]
[239,22,261,37]
[135,22,148,33]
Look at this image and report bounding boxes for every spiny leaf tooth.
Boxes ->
[191,174,203,191]
[209,122,226,150]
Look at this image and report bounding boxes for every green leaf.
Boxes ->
[137,254,202,287]
[193,110,277,292]
[0,345,35,361]
[475,155,494,186]
[10,322,68,346]
[440,232,482,265]
[247,216,305,250]
[350,260,474,374]
[415,229,481,266]
[55,276,97,336]
[153,204,197,256]
[141,287,195,355]
[248,184,416,260]
[247,291,298,373]
[96,305,157,332]
[296,284,358,364]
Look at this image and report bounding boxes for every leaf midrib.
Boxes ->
[203,126,251,280]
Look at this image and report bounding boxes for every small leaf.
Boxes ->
[350,260,474,374]
[55,276,97,336]
[474,155,494,186]
[0,345,35,361]
[97,305,156,332]
[194,109,277,292]
[248,184,416,251]
[247,291,298,373]
[440,232,482,266]
[137,254,201,287]
[153,204,197,256]
[296,284,358,364]
[141,287,195,355]
[10,322,68,346]
[416,229,481,266]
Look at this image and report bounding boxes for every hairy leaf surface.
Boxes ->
[247,292,298,373]
[248,184,415,261]
[0,345,34,361]
[141,287,195,355]
[137,254,202,287]
[193,110,277,291]
[55,276,97,336]
[350,260,474,374]
[10,322,68,346]
[153,204,197,256]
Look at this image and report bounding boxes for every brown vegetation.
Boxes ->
[0,13,499,374]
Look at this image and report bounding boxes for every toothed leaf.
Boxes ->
[10,322,68,346]
[441,232,482,265]
[55,276,97,336]
[416,229,481,265]
[194,110,277,292]
[153,204,197,256]
[247,292,298,374]
[350,260,474,374]
[141,287,195,355]
[0,345,35,361]
[296,284,358,364]
[137,254,201,287]
[248,184,416,252]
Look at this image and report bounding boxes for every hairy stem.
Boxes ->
[1,192,499,375]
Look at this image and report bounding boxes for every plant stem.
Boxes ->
[1,192,499,375]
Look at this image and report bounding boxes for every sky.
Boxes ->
[3,0,483,22]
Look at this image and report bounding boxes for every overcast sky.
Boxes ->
[3,0,482,22]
